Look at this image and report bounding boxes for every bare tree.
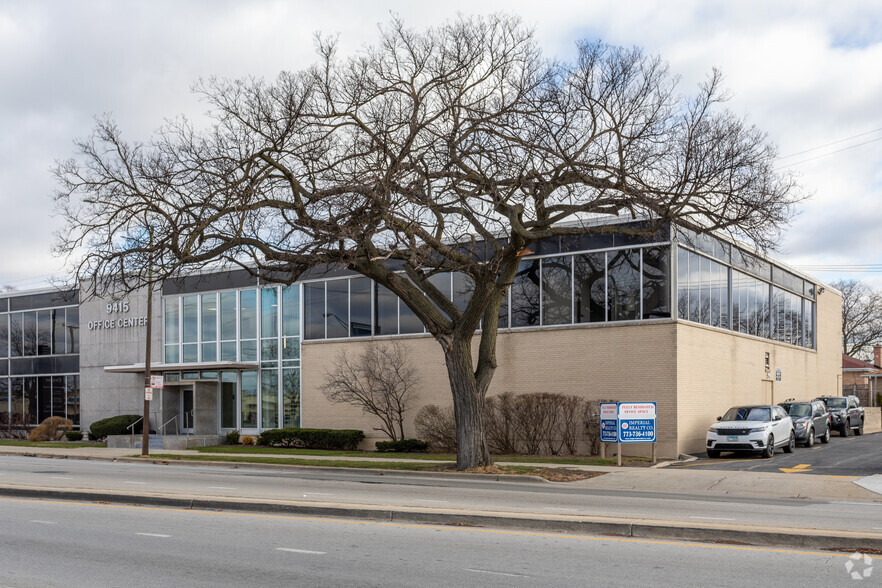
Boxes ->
[834,279,882,360]
[54,15,800,469]
[321,342,419,441]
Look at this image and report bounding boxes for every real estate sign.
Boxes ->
[600,402,618,443]
[617,402,657,443]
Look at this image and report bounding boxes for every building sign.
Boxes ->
[600,402,618,443]
[144,387,153,401]
[617,402,657,443]
[87,298,148,330]
[150,375,164,389]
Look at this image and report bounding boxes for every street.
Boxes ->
[0,496,872,587]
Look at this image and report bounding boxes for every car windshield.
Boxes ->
[722,407,771,422]
[784,404,811,418]
[825,398,847,409]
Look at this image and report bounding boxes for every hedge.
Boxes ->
[375,439,429,453]
[257,428,365,450]
[89,414,142,440]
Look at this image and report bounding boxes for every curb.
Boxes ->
[2,485,880,552]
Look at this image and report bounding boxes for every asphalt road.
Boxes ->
[1,456,882,535]
[0,497,873,587]
[675,431,882,475]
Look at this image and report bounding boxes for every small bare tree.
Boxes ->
[835,279,882,360]
[321,342,419,441]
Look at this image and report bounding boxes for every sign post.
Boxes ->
[617,402,657,465]
[599,403,618,461]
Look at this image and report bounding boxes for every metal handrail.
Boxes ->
[185,409,194,437]
[126,417,143,440]
[158,415,178,436]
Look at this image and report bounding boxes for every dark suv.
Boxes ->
[815,395,865,436]
[779,400,830,447]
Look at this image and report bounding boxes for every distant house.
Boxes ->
[842,346,882,407]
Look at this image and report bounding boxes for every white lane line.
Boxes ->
[689,516,736,521]
[136,533,171,538]
[465,569,529,578]
[208,486,238,490]
[123,481,147,485]
[412,499,449,504]
[50,476,71,480]
[30,520,58,525]
[276,548,326,555]
[302,492,334,496]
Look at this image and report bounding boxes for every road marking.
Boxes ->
[302,492,334,496]
[123,481,147,485]
[208,486,238,490]
[50,476,71,479]
[465,569,529,578]
[811,446,822,450]
[276,548,326,555]
[30,520,57,524]
[136,533,171,538]
[412,499,449,504]
[779,464,812,474]
[689,516,736,521]
[2,497,877,561]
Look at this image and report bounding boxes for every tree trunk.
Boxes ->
[443,339,492,470]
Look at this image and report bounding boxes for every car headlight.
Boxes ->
[708,427,717,433]
[795,422,806,429]
[749,425,771,433]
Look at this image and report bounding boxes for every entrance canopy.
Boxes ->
[103,361,258,374]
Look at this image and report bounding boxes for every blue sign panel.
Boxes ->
[617,402,657,443]
[600,420,618,443]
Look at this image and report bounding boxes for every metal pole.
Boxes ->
[617,442,622,466]
[141,228,153,457]
[651,442,656,465]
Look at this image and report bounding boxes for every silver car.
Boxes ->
[706,405,795,458]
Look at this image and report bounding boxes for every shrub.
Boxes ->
[0,412,32,439]
[240,435,255,446]
[375,439,430,453]
[29,416,74,442]
[257,428,365,450]
[414,405,457,452]
[225,430,241,445]
[64,430,84,441]
[88,414,142,441]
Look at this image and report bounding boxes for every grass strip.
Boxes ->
[0,440,104,448]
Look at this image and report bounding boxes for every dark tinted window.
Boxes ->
[511,259,540,327]
[575,252,606,323]
[642,247,670,319]
[607,249,640,321]
[542,257,572,325]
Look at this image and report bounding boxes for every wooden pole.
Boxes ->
[651,442,656,465]
[600,442,605,460]
[617,442,622,466]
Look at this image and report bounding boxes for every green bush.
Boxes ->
[225,430,240,445]
[375,439,429,453]
[64,430,83,441]
[88,414,142,441]
[257,428,365,450]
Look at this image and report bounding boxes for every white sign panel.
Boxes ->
[150,375,164,389]
[144,387,153,401]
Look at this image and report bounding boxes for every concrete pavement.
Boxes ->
[1,443,881,552]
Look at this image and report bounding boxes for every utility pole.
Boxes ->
[142,225,153,456]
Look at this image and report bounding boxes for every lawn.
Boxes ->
[0,439,104,448]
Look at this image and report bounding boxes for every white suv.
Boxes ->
[706,405,795,459]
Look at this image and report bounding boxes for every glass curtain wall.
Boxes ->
[162,285,301,431]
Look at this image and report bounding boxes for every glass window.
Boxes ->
[239,290,257,340]
[511,259,541,327]
[66,308,79,354]
[0,378,7,416]
[282,367,300,428]
[261,370,278,429]
[38,376,51,423]
[325,280,349,339]
[261,339,278,362]
[303,282,325,340]
[202,342,217,362]
[374,284,397,336]
[398,297,423,334]
[220,341,237,362]
[10,377,22,418]
[453,272,474,313]
[9,313,22,357]
[282,337,300,360]
[201,293,217,342]
[804,301,815,349]
[24,377,36,424]
[37,310,51,356]
[282,285,299,337]
[182,295,198,343]
[241,370,257,428]
[607,249,640,321]
[642,247,670,319]
[676,246,689,321]
[23,312,36,356]
[542,257,572,325]
[0,314,8,358]
[220,292,237,341]
[261,288,278,339]
[220,372,237,429]
[51,309,64,354]
[51,375,64,419]
[164,299,179,344]
[698,255,710,325]
[350,278,372,337]
[575,252,606,324]
[427,273,452,318]
[240,340,257,362]
[182,343,198,363]
[164,344,180,364]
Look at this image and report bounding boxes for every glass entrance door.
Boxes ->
[181,387,194,433]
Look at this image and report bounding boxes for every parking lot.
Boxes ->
[673,431,882,476]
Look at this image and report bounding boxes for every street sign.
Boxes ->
[600,402,618,443]
[144,387,153,401]
[150,375,164,389]
[775,368,782,382]
[618,402,657,443]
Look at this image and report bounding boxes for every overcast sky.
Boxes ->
[1,0,880,291]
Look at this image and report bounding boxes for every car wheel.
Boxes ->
[707,450,721,459]
[855,420,864,436]
[783,432,795,453]
[841,424,850,437]
[821,427,830,444]
[762,435,775,458]
[804,428,814,448]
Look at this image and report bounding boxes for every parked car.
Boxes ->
[814,395,864,436]
[779,400,830,447]
[706,405,795,458]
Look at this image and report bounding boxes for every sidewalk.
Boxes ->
[1,444,881,551]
